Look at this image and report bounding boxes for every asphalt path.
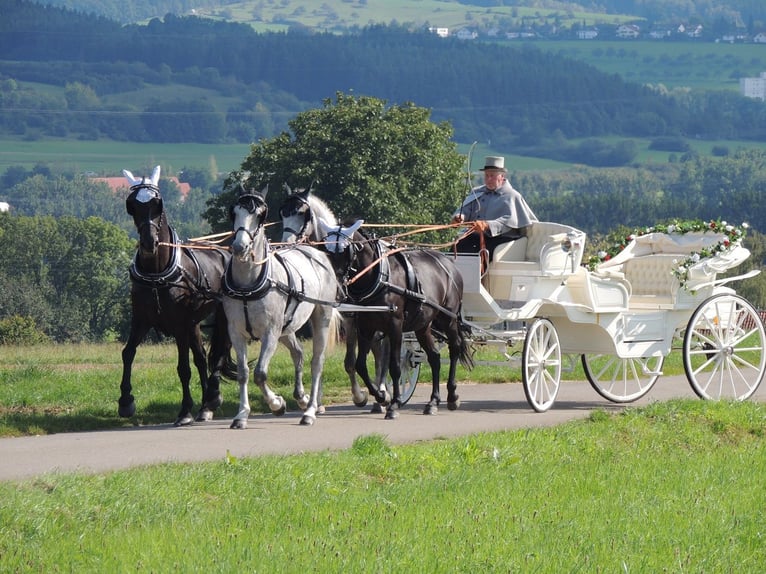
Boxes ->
[2,375,765,482]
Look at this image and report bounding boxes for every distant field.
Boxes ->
[215,0,636,33]
[0,138,252,176]
[3,137,766,176]
[533,40,766,90]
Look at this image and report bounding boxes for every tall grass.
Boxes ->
[0,399,764,571]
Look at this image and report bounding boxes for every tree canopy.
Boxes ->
[206,93,467,237]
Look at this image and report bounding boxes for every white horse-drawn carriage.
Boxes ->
[397,220,766,411]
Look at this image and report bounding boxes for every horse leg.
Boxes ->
[187,324,213,423]
[372,334,391,409]
[229,330,252,430]
[118,319,150,418]
[355,328,388,409]
[343,315,368,407]
[173,333,196,427]
[384,330,404,421]
[417,328,443,416]
[300,309,332,426]
[446,325,463,411]
[197,305,228,421]
[253,333,288,418]
[281,332,308,410]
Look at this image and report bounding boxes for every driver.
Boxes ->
[451,155,538,258]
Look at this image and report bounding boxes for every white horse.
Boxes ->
[279,186,389,410]
[222,186,340,428]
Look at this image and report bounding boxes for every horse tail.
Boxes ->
[457,308,474,370]
[326,308,342,353]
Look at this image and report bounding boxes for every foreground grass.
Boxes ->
[0,399,764,571]
[0,342,687,438]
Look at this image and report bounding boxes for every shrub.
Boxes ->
[0,315,49,345]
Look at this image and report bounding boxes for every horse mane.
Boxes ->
[308,194,337,227]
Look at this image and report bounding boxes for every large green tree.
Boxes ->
[206,93,468,238]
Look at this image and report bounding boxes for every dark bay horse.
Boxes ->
[317,218,473,420]
[279,187,388,409]
[222,188,341,428]
[119,166,232,426]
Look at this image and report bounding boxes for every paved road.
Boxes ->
[2,375,765,482]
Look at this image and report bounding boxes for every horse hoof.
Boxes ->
[423,404,438,415]
[370,403,383,414]
[353,395,369,408]
[448,398,460,411]
[272,397,287,417]
[174,415,194,427]
[195,408,214,422]
[230,419,247,430]
[300,415,315,426]
[384,409,399,420]
[118,401,136,418]
[204,394,223,412]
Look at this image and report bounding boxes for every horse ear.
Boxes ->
[283,182,292,195]
[123,169,140,187]
[125,196,135,216]
[150,165,161,187]
[259,184,269,199]
[316,216,333,238]
[297,188,310,201]
[347,220,364,234]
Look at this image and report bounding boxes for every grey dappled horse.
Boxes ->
[222,187,340,428]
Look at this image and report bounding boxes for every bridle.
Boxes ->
[279,194,311,241]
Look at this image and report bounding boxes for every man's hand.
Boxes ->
[472,220,489,233]
[451,214,465,224]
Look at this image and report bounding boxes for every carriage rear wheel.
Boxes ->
[522,318,562,412]
[683,294,766,401]
[582,355,664,403]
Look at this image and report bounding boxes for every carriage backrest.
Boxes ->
[492,221,586,275]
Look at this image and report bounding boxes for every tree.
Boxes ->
[206,92,466,238]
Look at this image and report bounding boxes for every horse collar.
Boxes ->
[346,240,390,303]
[223,248,273,300]
[129,227,184,287]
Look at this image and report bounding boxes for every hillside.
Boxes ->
[33,0,766,34]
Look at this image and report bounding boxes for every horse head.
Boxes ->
[124,165,164,255]
[317,217,364,280]
[279,185,312,243]
[230,184,269,260]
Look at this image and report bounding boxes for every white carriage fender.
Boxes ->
[688,268,761,292]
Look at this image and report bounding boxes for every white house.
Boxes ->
[577,29,598,40]
[456,29,477,40]
[0,202,9,213]
[616,24,640,39]
[754,33,766,44]
[740,72,766,100]
[429,27,449,38]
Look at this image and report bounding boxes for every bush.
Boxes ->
[0,315,49,345]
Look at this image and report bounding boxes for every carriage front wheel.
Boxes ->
[522,318,562,412]
[395,342,423,405]
[582,355,664,403]
[683,294,766,401]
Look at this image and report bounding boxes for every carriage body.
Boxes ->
[452,221,766,411]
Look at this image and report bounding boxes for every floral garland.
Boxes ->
[587,219,748,288]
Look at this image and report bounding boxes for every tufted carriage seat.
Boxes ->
[486,222,586,304]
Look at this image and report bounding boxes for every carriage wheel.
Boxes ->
[397,343,422,405]
[683,294,766,401]
[582,354,664,403]
[522,318,562,412]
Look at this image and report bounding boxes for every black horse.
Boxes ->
[317,218,473,420]
[119,166,232,426]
